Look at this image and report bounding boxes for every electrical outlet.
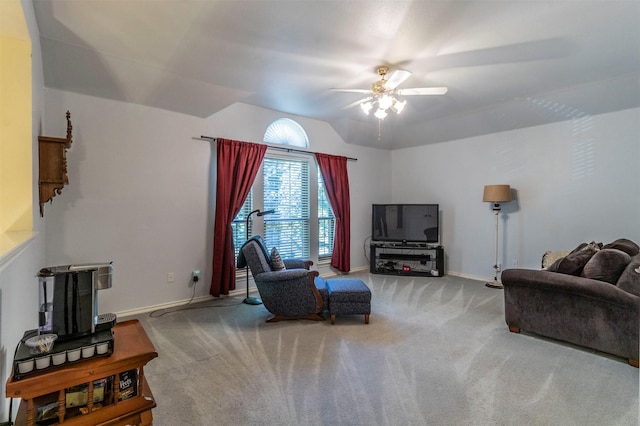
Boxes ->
[192,270,200,284]
[167,272,175,283]
[512,258,518,267]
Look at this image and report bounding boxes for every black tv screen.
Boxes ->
[372,204,439,243]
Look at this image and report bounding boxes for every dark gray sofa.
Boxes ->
[502,238,640,367]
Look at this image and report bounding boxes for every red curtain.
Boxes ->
[210,139,267,296]
[315,153,351,272]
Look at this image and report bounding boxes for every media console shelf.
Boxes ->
[370,243,444,277]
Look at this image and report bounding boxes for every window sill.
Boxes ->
[0,230,38,266]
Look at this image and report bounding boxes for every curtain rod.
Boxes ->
[199,135,357,162]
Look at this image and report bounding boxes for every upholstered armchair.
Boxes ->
[237,236,324,322]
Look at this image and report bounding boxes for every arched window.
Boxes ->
[263,118,309,148]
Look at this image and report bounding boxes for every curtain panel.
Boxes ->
[210,139,267,296]
[315,153,351,272]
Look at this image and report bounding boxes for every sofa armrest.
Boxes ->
[502,269,639,309]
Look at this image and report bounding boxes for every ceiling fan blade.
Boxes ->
[397,87,448,96]
[384,70,411,90]
[341,97,373,110]
[330,88,372,94]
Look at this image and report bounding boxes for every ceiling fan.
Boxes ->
[332,66,448,119]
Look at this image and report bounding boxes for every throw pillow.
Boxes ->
[270,247,286,271]
[581,248,631,284]
[602,238,640,257]
[616,255,640,297]
[541,250,570,269]
[585,240,603,251]
[547,243,597,275]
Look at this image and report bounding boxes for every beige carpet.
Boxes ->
[124,272,639,425]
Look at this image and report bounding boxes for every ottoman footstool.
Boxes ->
[326,278,371,324]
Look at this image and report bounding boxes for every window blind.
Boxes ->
[231,189,253,259]
[263,157,310,259]
[317,171,335,257]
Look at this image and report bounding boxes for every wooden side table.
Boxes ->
[6,320,158,425]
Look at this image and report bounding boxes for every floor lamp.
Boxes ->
[243,209,275,305]
[483,185,512,289]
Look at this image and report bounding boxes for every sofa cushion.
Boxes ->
[581,248,631,284]
[547,243,598,275]
[602,238,640,257]
[270,247,286,271]
[616,254,640,297]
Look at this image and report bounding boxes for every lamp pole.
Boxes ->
[243,209,275,305]
[482,185,512,289]
[486,204,503,289]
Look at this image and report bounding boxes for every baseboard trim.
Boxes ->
[115,289,247,318]
[446,270,493,282]
[116,265,372,318]
[115,295,214,317]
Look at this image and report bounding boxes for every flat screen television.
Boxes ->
[372,204,439,243]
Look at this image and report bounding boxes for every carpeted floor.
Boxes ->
[124,272,639,425]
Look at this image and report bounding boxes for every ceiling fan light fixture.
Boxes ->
[374,108,388,120]
[360,102,373,115]
[364,94,405,119]
[392,99,406,114]
[335,65,447,121]
[378,94,394,110]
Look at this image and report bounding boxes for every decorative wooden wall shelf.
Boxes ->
[39,111,73,217]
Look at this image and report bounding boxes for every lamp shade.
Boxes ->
[483,185,512,203]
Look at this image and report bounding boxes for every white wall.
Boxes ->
[0,0,46,419]
[42,93,390,315]
[391,108,640,279]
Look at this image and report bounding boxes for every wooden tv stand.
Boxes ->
[6,320,158,425]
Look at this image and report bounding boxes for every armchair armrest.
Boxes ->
[254,269,322,318]
[283,259,313,270]
[256,269,318,284]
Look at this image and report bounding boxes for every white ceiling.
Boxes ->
[33,0,640,150]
